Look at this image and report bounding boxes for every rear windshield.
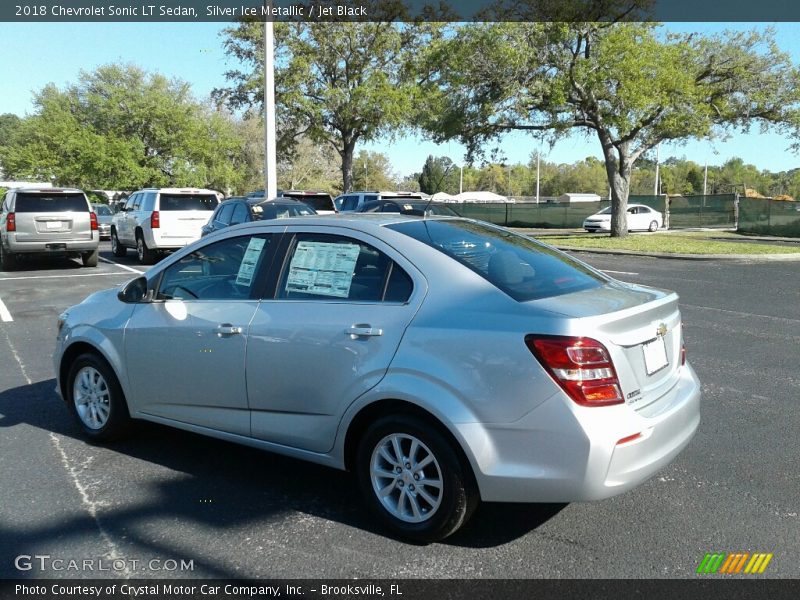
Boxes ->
[15,193,88,212]
[387,220,607,302]
[283,194,334,212]
[159,194,218,211]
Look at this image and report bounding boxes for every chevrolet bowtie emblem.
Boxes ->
[657,323,668,337]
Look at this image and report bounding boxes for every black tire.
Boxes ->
[81,248,99,267]
[111,229,127,257]
[356,414,479,543]
[648,220,659,232]
[136,232,156,265]
[65,353,131,441]
[0,245,17,271]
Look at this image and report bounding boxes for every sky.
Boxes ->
[1,21,800,179]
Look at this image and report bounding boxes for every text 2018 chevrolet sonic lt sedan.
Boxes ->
[54,215,700,542]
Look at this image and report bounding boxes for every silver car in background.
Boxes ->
[1,187,100,270]
[91,203,114,239]
[54,215,700,542]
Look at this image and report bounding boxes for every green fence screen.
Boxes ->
[738,197,800,237]
[450,194,736,229]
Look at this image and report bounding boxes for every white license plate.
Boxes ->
[642,336,669,375]
[46,221,62,229]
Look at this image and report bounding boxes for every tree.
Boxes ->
[420,22,800,236]
[1,64,244,191]
[216,7,436,192]
[277,136,341,193]
[351,150,396,191]
[418,155,453,194]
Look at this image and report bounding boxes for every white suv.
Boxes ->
[334,191,426,212]
[110,188,220,264]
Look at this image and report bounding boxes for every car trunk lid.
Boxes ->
[530,283,683,414]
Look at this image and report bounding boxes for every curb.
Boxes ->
[550,246,800,262]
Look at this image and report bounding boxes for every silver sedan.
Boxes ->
[54,215,700,542]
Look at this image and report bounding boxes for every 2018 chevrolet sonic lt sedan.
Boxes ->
[54,215,700,542]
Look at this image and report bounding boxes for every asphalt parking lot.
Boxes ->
[0,242,798,579]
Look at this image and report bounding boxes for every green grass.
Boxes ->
[534,232,800,255]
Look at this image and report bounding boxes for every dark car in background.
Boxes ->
[247,190,336,214]
[202,197,316,237]
[357,199,460,217]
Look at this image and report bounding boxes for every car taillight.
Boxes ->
[6,213,15,232]
[525,335,624,407]
[90,212,98,231]
[150,211,160,229]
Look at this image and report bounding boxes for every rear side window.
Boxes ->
[159,194,218,211]
[387,220,606,302]
[277,233,412,302]
[15,193,88,212]
[216,203,235,225]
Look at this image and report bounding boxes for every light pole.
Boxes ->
[263,2,277,199]
[653,142,660,197]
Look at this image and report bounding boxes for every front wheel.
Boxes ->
[0,246,17,271]
[66,353,131,441]
[356,414,479,542]
[648,220,659,232]
[111,230,126,257]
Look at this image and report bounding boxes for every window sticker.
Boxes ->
[235,237,266,286]
[286,241,360,298]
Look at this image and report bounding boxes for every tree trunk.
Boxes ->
[340,138,356,193]
[598,132,633,238]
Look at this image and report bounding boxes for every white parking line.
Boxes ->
[601,269,639,276]
[0,297,12,322]
[99,257,144,274]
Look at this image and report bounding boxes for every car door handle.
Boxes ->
[347,325,383,338]
[216,324,243,337]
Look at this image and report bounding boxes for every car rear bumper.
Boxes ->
[458,363,701,502]
[5,235,99,254]
[147,230,201,250]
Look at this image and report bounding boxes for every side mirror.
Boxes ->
[118,276,152,303]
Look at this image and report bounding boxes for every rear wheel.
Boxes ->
[66,353,131,441]
[648,220,659,232]
[111,230,126,257]
[81,248,99,267]
[356,414,479,542]
[136,233,156,265]
[0,246,17,271]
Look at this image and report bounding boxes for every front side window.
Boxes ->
[388,220,606,302]
[277,233,411,303]
[157,235,272,301]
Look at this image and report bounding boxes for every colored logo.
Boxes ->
[696,552,773,574]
